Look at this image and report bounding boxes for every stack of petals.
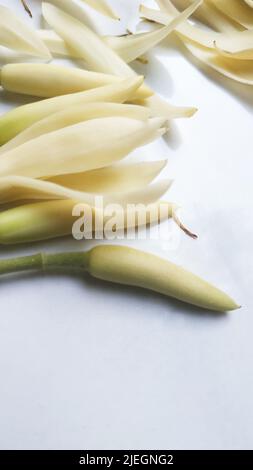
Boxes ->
[0,0,200,245]
[0,0,240,311]
[140,0,253,85]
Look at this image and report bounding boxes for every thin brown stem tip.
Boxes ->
[21,0,32,18]
[173,212,198,240]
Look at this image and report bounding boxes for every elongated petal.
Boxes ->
[48,0,119,23]
[49,160,167,194]
[0,102,150,155]
[185,41,253,85]
[0,160,168,203]
[168,0,242,31]
[42,3,140,77]
[110,179,172,207]
[0,63,150,99]
[38,28,153,62]
[0,5,51,59]
[137,94,197,119]
[103,0,202,63]
[40,25,201,65]
[142,2,253,59]
[0,76,144,146]
[38,29,82,58]
[140,4,220,49]
[42,1,195,117]
[208,0,253,29]
[159,0,253,56]
[46,0,98,31]
[38,29,141,61]
[80,0,119,20]
[0,117,166,179]
[0,199,175,245]
[213,31,253,60]
[0,174,171,206]
[39,18,249,79]
[37,29,197,117]
[0,175,94,205]
[39,28,174,63]
[86,245,239,311]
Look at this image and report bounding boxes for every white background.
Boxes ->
[0,0,252,450]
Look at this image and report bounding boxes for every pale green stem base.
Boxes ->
[0,252,89,276]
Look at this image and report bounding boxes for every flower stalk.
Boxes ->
[0,246,239,312]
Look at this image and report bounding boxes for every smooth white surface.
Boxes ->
[0,0,252,450]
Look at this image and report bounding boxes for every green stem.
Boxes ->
[0,246,239,311]
[0,254,42,276]
[0,252,89,276]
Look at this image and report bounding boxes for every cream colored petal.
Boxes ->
[144,2,253,80]
[85,245,239,311]
[0,117,166,179]
[38,29,81,58]
[0,76,144,146]
[42,1,195,118]
[48,160,168,194]
[207,0,253,29]
[142,2,253,59]
[42,3,139,77]
[0,5,51,59]
[103,0,202,63]
[38,29,153,63]
[168,0,243,31]
[0,174,171,207]
[140,6,218,47]
[0,102,150,155]
[80,0,119,20]
[137,94,198,119]
[109,179,172,207]
[185,41,253,85]
[44,0,98,31]
[38,28,196,117]
[42,2,150,99]
[213,31,253,60]
[0,63,150,99]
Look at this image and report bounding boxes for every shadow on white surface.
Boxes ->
[172,37,253,113]
[163,121,183,150]
[0,265,230,319]
[133,53,175,98]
